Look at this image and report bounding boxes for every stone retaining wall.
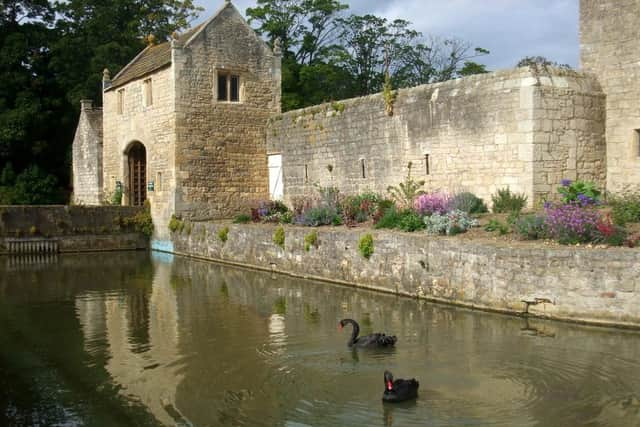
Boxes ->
[169,222,640,328]
[0,206,148,253]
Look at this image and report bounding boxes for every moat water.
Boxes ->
[1,252,639,426]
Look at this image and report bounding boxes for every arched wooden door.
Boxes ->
[127,142,146,206]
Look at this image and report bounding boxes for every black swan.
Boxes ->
[382,370,419,402]
[339,318,397,348]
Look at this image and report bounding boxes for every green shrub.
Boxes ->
[491,187,528,213]
[341,192,380,224]
[217,226,229,243]
[304,230,318,252]
[558,179,601,205]
[514,214,546,240]
[168,215,182,233]
[233,213,252,224]
[450,192,488,214]
[608,192,640,226]
[123,200,154,237]
[358,233,374,259]
[484,219,509,235]
[374,206,403,229]
[301,206,341,226]
[398,210,426,232]
[273,225,285,249]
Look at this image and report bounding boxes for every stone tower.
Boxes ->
[581,0,640,192]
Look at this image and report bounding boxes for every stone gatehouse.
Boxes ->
[73,0,640,238]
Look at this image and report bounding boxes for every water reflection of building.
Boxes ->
[75,257,184,425]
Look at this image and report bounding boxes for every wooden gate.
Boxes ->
[127,142,146,206]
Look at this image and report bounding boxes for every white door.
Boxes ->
[268,154,283,200]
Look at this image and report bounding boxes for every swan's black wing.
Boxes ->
[354,332,397,348]
[383,378,419,402]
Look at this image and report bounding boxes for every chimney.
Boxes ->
[80,99,93,111]
[102,68,111,91]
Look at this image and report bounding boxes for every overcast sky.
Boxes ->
[195,0,579,71]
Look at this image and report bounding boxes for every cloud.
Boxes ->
[195,0,579,70]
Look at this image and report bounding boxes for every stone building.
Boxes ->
[73,0,639,238]
[73,0,281,238]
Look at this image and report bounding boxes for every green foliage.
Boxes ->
[514,214,546,240]
[386,162,425,209]
[557,180,601,205]
[168,215,182,233]
[217,226,229,243]
[382,73,397,116]
[273,225,285,249]
[0,164,61,205]
[304,230,318,251]
[398,210,426,232]
[358,233,374,259]
[233,213,252,224]
[484,219,509,235]
[123,200,154,237]
[341,192,379,224]
[331,102,345,113]
[374,206,403,229]
[608,192,640,226]
[450,191,488,214]
[491,187,528,214]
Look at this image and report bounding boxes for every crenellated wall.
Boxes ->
[267,68,605,207]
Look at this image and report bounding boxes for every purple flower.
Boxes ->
[414,192,451,215]
[561,179,572,187]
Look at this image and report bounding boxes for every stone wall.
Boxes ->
[173,2,280,221]
[72,100,103,205]
[170,223,640,328]
[102,66,176,239]
[267,68,605,207]
[0,206,148,253]
[581,0,640,193]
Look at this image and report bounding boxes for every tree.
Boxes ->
[333,14,422,96]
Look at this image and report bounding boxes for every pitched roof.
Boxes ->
[107,2,272,91]
[108,25,202,90]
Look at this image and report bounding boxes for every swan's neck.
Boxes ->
[346,319,360,345]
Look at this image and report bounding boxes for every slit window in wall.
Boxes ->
[117,89,125,115]
[360,159,366,178]
[156,171,162,192]
[304,164,309,183]
[425,154,430,175]
[636,129,640,157]
[217,71,240,102]
[143,78,153,107]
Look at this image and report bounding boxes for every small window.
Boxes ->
[304,164,309,183]
[425,154,430,175]
[217,71,240,102]
[117,89,125,115]
[143,78,153,107]
[360,159,366,179]
[636,130,640,157]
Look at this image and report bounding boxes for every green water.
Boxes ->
[1,252,639,426]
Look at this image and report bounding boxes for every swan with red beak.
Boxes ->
[382,370,419,402]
